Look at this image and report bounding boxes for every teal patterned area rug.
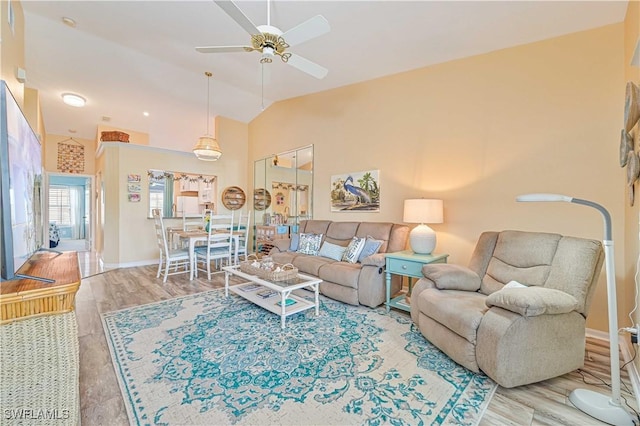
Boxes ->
[102,290,496,425]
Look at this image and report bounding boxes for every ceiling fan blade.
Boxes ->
[286,54,328,80]
[196,45,249,53]
[282,15,330,47]
[214,0,260,35]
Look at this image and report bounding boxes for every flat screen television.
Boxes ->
[0,80,44,281]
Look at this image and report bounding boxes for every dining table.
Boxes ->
[173,229,241,280]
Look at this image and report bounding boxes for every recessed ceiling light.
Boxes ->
[143,111,149,117]
[62,17,76,28]
[61,93,86,107]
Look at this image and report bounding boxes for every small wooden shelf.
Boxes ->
[254,188,272,211]
[221,186,246,210]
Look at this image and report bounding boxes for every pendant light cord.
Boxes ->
[261,64,265,111]
[205,71,212,135]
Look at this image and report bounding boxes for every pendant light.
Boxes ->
[193,71,222,161]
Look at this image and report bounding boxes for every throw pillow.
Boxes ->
[297,233,323,255]
[318,242,347,261]
[289,233,300,251]
[342,236,366,263]
[357,236,383,263]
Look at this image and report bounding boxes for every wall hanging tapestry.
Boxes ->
[57,142,84,173]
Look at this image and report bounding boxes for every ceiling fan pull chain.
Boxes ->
[261,63,265,111]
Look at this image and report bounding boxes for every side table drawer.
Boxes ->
[387,258,424,277]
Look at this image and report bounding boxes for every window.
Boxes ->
[49,185,72,225]
[149,192,164,217]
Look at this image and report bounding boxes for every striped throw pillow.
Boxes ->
[342,236,366,263]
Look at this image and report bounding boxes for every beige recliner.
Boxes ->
[410,230,604,388]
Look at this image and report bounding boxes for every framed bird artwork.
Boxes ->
[330,170,380,212]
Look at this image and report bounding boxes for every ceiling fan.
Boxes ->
[196,0,330,79]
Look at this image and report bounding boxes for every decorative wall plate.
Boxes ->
[221,186,246,210]
[620,130,633,167]
[254,188,272,211]
[624,81,640,133]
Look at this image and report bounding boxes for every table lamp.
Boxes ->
[516,193,634,426]
[403,199,443,254]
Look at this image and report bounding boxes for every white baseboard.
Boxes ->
[100,258,158,269]
[585,328,640,411]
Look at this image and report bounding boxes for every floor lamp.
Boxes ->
[516,193,634,426]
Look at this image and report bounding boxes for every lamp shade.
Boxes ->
[403,199,443,254]
[193,135,222,161]
[403,199,443,224]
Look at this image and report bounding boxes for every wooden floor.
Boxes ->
[75,262,639,425]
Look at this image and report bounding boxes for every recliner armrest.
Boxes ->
[270,239,291,253]
[421,264,481,291]
[485,287,578,317]
[360,253,386,267]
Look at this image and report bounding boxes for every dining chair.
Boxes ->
[152,209,190,282]
[182,209,204,231]
[194,212,234,280]
[233,210,251,264]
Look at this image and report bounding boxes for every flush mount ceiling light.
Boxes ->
[193,71,222,161]
[61,93,86,107]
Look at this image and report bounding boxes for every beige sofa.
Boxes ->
[269,220,409,307]
[410,230,604,388]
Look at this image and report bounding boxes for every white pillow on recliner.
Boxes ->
[421,264,482,291]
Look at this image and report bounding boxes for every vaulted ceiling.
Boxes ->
[22,1,628,149]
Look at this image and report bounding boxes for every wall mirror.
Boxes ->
[253,145,313,251]
[148,170,217,218]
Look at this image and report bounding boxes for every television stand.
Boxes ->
[0,251,81,324]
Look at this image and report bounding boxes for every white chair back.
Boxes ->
[183,210,204,231]
[195,212,234,279]
[234,210,251,263]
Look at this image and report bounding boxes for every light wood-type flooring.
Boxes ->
[76,263,639,425]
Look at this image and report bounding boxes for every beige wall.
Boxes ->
[250,24,626,333]
[96,115,249,266]
[623,0,640,369]
[96,124,149,146]
[43,133,96,175]
[1,0,25,108]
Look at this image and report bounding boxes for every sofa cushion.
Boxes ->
[297,233,323,255]
[355,222,394,253]
[301,220,331,236]
[342,236,365,263]
[422,264,481,291]
[485,287,579,317]
[358,236,383,263]
[319,262,361,289]
[271,251,300,265]
[318,241,347,261]
[417,289,489,343]
[325,222,360,245]
[480,231,561,295]
[293,254,335,276]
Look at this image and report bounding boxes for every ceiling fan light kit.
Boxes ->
[196,0,330,79]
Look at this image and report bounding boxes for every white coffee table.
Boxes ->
[223,265,321,329]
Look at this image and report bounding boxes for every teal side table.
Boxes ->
[385,251,449,313]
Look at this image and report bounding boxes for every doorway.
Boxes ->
[47,173,93,252]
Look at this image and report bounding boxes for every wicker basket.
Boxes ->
[239,260,298,282]
[100,130,130,142]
